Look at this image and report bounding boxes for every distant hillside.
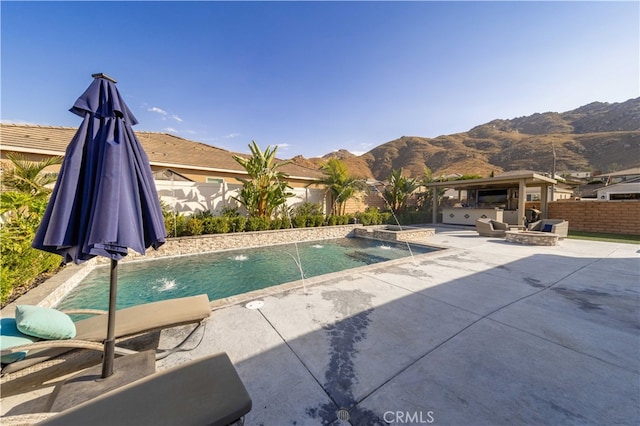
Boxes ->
[483,98,640,134]
[291,150,375,179]
[289,98,640,180]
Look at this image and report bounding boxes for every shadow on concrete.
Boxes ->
[4,249,639,425]
[224,252,639,425]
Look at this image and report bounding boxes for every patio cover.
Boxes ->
[424,171,557,227]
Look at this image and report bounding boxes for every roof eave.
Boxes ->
[424,172,557,189]
[150,161,322,181]
[0,145,66,157]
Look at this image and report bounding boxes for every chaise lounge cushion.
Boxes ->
[15,305,76,340]
[41,352,252,426]
[0,319,39,364]
[1,295,212,376]
[72,295,211,342]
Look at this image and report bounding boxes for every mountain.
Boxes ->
[290,98,640,180]
[291,150,376,179]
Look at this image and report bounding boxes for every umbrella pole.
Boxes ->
[101,259,118,378]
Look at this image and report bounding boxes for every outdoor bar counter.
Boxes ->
[442,208,506,226]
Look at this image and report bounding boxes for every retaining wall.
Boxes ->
[353,226,435,242]
[548,200,640,235]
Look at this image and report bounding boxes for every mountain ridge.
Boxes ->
[289,97,640,180]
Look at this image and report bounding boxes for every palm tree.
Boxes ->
[232,141,293,218]
[1,153,62,195]
[0,153,62,218]
[415,166,446,211]
[1,154,63,303]
[382,168,417,213]
[317,158,367,215]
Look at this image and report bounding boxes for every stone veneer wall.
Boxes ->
[505,231,558,246]
[97,224,362,264]
[353,226,435,242]
[548,200,640,236]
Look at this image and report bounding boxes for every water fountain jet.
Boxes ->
[368,181,417,265]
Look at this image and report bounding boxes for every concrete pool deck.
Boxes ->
[2,225,639,424]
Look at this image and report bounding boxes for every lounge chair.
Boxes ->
[475,218,510,237]
[1,295,211,387]
[3,352,252,426]
[527,219,569,238]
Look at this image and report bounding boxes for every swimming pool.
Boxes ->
[56,238,438,310]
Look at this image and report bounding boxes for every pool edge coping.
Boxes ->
[1,226,445,317]
[208,246,450,311]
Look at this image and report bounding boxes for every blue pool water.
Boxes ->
[56,237,438,311]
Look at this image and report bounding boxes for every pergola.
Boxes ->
[424,172,557,228]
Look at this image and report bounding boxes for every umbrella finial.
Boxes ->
[92,73,117,83]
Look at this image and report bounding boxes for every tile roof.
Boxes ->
[0,124,325,180]
[593,167,640,177]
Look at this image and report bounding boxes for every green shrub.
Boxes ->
[185,217,204,236]
[0,199,61,305]
[269,218,283,230]
[202,216,215,234]
[204,217,230,234]
[356,211,377,225]
[290,203,326,228]
[280,216,292,229]
[165,213,187,237]
[221,206,241,218]
[357,207,391,225]
[194,210,214,219]
[327,215,351,226]
[292,214,308,228]
[294,202,323,216]
[1,247,61,304]
[245,217,270,232]
[394,211,430,225]
[269,217,293,230]
[381,212,394,224]
[311,214,325,227]
[229,217,246,233]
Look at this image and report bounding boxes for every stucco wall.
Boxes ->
[548,200,640,235]
[155,180,328,216]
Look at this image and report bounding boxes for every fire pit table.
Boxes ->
[505,230,559,246]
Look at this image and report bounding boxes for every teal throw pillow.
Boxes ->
[15,305,76,340]
[1,318,40,364]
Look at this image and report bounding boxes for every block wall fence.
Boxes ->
[342,193,387,214]
[548,200,640,236]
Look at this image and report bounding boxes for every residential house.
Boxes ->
[0,124,328,216]
[596,179,640,200]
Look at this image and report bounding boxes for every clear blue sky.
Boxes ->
[2,1,638,158]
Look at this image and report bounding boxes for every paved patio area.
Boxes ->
[2,226,639,425]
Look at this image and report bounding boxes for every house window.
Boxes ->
[610,193,640,200]
[206,178,223,184]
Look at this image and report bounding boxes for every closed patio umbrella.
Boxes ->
[32,73,166,378]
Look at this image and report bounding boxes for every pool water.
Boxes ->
[56,237,438,311]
